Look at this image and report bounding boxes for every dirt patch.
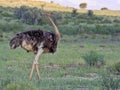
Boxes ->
[63,73,99,81]
[62,63,84,70]
[43,62,60,72]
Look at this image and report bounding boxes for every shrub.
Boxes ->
[72,8,77,16]
[6,83,17,90]
[108,62,120,75]
[101,75,120,90]
[14,6,46,25]
[101,7,109,10]
[0,22,24,33]
[1,11,13,18]
[82,51,105,67]
[59,24,80,35]
[87,10,94,16]
[114,62,120,73]
[14,6,62,25]
[79,3,87,9]
[17,82,38,90]
[1,78,11,87]
[113,19,120,23]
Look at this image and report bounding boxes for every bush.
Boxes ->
[59,24,80,35]
[6,83,17,90]
[82,51,105,67]
[72,8,77,16]
[1,11,13,17]
[79,3,87,9]
[101,7,109,10]
[0,22,24,33]
[101,75,120,90]
[17,82,38,90]
[87,10,94,16]
[114,62,120,73]
[108,62,120,75]
[14,6,62,25]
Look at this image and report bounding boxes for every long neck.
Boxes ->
[47,16,60,41]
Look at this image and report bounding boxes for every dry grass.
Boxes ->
[0,1,120,16]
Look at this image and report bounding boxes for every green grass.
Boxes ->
[0,3,120,89]
[0,35,120,90]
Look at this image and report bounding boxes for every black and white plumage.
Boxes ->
[9,13,60,80]
[10,30,58,54]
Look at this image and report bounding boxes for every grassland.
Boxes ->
[0,1,120,90]
[0,35,120,90]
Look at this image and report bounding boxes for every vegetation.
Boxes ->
[0,0,120,16]
[87,10,94,16]
[0,6,120,36]
[114,62,120,73]
[0,1,120,90]
[101,7,109,10]
[109,62,120,75]
[0,35,120,90]
[72,8,77,16]
[82,51,105,67]
[101,75,120,90]
[79,3,87,9]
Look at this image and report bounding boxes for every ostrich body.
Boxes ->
[9,13,60,80]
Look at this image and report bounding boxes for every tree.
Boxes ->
[50,1,54,3]
[41,3,46,10]
[14,6,29,19]
[88,10,94,16]
[72,8,77,16]
[101,7,108,10]
[22,10,32,24]
[79,3,87,9]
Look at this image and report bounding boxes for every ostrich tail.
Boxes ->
[9,35,21,49]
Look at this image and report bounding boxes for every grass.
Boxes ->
[0,1,120,89]
[0,35,120,90]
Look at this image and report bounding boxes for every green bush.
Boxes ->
[101,75,120,90]
[14,6,62,25]
[72,8,77,16]
[0,6,120,35]
[6,83,17,90]
[17,82,38,90]
[59,24,80,35]
[113,19,120,23]
[82,51,105,67]
[87,10,94,16]
[0,22,24,33]
[1,78,11,87]
[114,62,120,73]
[1,11,13,17]
[109,62,120,75]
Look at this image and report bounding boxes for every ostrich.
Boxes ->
[9,13,60,80]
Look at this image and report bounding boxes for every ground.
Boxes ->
[0,35,120,90]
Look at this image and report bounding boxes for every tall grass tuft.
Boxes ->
[108,62,120,75]
[100,75,120,90]
[6,83,17,90]
[82,51,105,67]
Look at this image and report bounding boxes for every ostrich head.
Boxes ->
[9,34,21,49]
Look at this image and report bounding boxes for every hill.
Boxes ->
[0,0,72,11]
[0,0,120,16]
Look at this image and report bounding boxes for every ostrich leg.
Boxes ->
[29,49,43,80]
[36,63,40,80]
[29,62,35,80]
